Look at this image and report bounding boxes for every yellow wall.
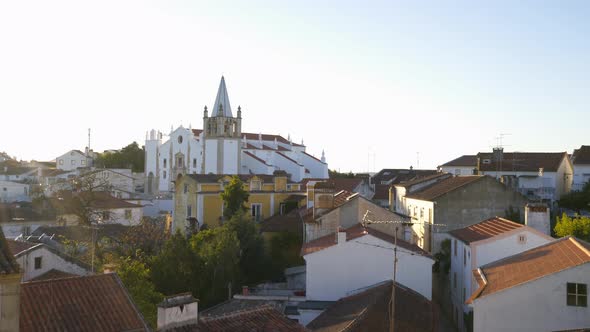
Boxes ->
[200,184,220,192]
[203,195,224,227]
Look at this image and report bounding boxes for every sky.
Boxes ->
[0,0,588,173]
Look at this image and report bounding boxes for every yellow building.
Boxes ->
[174,171,304,232]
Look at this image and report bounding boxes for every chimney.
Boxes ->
[242,286,249,296]
[525,203,550,235]
[103,263,117,274]
[157,293,199,330]
[313,182,335,219]
[336,227,346,245]
[404,227,412,243]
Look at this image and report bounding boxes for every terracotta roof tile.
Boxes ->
[393,172,451,188]
[448,217,523,244]
[477,152,568,172]
[572,145,590,165]
[468,237,590,303]
[168,306,307,331]
[307,281,437,332]
[405,176,484,201]
[6,239,40,255]
[301,224,430,258]
[20,273,150,331]
[440,155,477,167]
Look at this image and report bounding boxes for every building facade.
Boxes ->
[572,145,590,191]
[145,77,328,194]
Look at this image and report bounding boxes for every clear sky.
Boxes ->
[1,0,588,172]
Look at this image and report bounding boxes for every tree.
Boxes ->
[117,257,164,328]
[433,239,451,274]
[267,231,305,281]
[554,213,590,242]
[191,227,240,307]
[151,231,201,296]
[226,211,268,284]
[558,182,590,212]
[504,205,521,223]
[94,142,145,173]
[220,176,249,218]
[328,169,356,178]
[117,217,168,260]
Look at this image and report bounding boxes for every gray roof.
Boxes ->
[211,76,233,117]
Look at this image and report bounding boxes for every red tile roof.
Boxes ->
[7,239,40,255]
[572,145,590,165]
[20,273,150,331]
[448,217,524,244]
[468,237,590,304]
[168,306,307,331]
[51,191,142,212]
[301,223,431,258]
[393,172,451,188]
[477,152,568,172]
[440,155,477,167]
[29,269,79,282]
[405,176,484,201]
[307,281,437,332]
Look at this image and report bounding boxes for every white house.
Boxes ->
[0,180,29,203]
[144,76,328,194]
[0,164,37,182]
[438,155,477,176]
[56,149,92,171]
[468,237,590,332]
[7,239,90,281]
[447,216,554,331]
[572,145,590,191]
[303,223,434,303]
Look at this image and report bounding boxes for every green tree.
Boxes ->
[94,142,145,173]
[226,211,268,284]
[191,227,240,307]
[151,231,201,296]
[558,182,590,212]
[117,257,163,328]
[220,176,249,218]
[267,231,305,281]
[554,213,590,242]
[433,239,451,274]
[504,205,521,223]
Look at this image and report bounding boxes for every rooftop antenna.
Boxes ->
[416,152,420,169]
[87,128,91,155]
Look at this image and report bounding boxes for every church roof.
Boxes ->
[211,76,233,117]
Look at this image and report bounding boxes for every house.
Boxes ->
[7,239,90,281]
[393,175,530,253]
[303,178,374,200]
[156,293,306,331]
[145,76,328,194]
[0,202,62,238]
[438,155,477,176]
[55,149,92,171]
[50,191,143,226]
[572,145,590,191]
[0,180,30,203]
[173,171,304,231]
[307,280,438,332]
[467,237,590,332]
[0,227,21,331]
[447,216,554,331]
[476,149,573,201]
[77,168,137,199]
[370,168,439,208]
[0,152,13,163]
[302,224,434,304]
[20,273,150,331]
[0,163,37,182]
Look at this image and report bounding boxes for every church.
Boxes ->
[145,77,329,193]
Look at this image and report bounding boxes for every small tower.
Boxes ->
[321,150,326,163]
[525,203,551,235]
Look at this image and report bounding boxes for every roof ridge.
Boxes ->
[23,271,107,285]
[569,237,590,258]
[480,237,569,270]
[201,304,277,321]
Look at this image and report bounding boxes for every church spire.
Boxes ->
[211,76,233,117]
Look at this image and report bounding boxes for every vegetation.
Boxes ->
[94,142,145,173]
[328,169,356,178]
[558,182,590,212]
[267,231,305,281]
[504,205,521,223]
[554,213,590,242]
[220,175,250,217]
[433,239,451,274]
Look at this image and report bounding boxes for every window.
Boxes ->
[125,209,132,220]
[567,283,587,307]
[2,188,6,191]
[518,234,527,244]
[463,287,466,301]
[251,203,262,221]
[59,159,64,165]
[163,158,167,168]
[187,205,192,217]
[178,157,183,166]
[193,159,197,168]
[163,171,167,179]
[81,160,86,166]
[454,239,458,256]
[250,180,261,191]
[102,211,110,221]
[184,184,188,194]
[34,257,42,270]
[455,169,461,175]
[178,136,183,144]
[453,272,457,289]
[420,208,424,219]
[71,160,76,165]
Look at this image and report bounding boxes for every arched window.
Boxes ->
[163,159,167,168]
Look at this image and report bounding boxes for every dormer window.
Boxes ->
[482,159,491,164]
[250,180,261,191]
[178,136,183,144]
[518,234,527,244]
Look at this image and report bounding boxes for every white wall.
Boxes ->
[222,139,239,174]
[204,140,218,174]
[474,264,590,332]
[56,150,88,171]
[305,233,433,301]
[15,246,90,281]
[440,166,475,176]
[0,180,29,202]
[101,207,142,226]
[573,164,590,191]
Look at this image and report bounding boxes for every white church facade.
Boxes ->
[144,77,329,193]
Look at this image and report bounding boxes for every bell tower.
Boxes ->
[202,76,242,174]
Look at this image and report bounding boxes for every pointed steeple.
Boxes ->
[211,76,233,117]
